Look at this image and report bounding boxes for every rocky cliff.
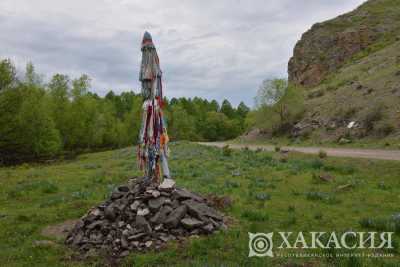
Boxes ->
[284,0,400,144]
[288,0,400,87]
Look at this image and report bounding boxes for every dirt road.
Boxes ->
[199,142,400,161]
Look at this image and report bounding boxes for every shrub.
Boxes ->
[288,205,295,212]
[375,121,395,136]
[318,150,327,159]
[310,159,324,169]
[274,146,281,152]
[361,103,384,131]
[222,145,232,157]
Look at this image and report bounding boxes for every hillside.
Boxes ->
[287,0,400,143]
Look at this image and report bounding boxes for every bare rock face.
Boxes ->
[288,0,399,87]
[65,177,226,259]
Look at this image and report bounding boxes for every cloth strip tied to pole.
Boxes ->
[137,31,170,184]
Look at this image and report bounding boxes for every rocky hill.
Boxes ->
[288,0,400,87]
[287,0,400,143]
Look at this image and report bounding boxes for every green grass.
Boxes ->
[0,142,400,266]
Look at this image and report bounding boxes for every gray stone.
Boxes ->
[159,235,169,242]
[86,220,103,230]
[183,199,223,221]
[135,215,152,233]
[158,179,176,190]
[121,236,129,248]
[104,205,116,221]
[137,208,150,216]
[72,231,84,245]
[122,229,130,236]
[145,240,153,248]
[118,185,129,192]
[202,223,214,233]
[120,250,130,257]
[154,224,163,231]
[148,197,166,211]
[150,205,172,224]
[127,233,146,241]
[172,188,203,202]
[165,205,187,228]
[152,190,161,198]
[131,241,139,247]
[130,200,141,211]
[181,217,204,229]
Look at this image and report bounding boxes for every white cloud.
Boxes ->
[0,0,366,106]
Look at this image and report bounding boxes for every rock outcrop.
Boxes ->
[65,177,226,259]
[288,0,400,87]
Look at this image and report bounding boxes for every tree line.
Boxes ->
[0,59,249,164]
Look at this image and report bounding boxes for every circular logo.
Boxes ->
[248,232,274,257]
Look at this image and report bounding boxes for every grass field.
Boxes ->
[1,142,400,266]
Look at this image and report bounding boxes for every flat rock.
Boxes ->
[158,179,176,191]
[183,199,223,221]
[181,217,204,229]
[127,233,146,241]
[150,205,172,225]
[165,205,187,228]
[135,215,152,233]
[148,197,166,211]
[172,188,203,202]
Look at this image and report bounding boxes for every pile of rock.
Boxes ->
[65,177,226,258]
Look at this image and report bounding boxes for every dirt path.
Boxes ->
[198,142,400,161]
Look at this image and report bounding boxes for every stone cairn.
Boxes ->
[65,177,226,258]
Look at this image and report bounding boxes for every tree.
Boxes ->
[48,74,70,100]
[17,88,62,157]
[255,78,288,107]
[220,99,234,118]
[0,59,17,91]
[72,74,91,99]
[25,62,42,87]
[253,83,304,135]
[48,74,71,146]
[169,105,197,140]
[237,101,250,118]
[203,111,241,141]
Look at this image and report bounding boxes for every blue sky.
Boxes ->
[0,0,366,107]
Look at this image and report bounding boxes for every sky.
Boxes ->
[0,0,366,107]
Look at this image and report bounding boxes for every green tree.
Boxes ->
[0,59,17,91]
[169,105,197,140]
[220,99,234,118]
[48,74,70,145]
[72,74,91,99]
[25,62,42,87]
[255,78,287,107]
[253,82,304,135]
[17,88,62,157]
